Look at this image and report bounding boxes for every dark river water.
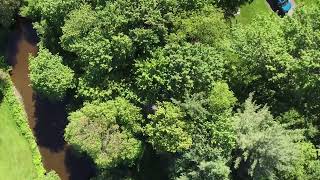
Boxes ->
[5,18,95,180]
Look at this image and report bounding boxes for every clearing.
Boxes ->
[235,0,316,24]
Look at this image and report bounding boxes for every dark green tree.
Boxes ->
[0,0,21,27]
[171,82,236,180]
[21,0,84,51]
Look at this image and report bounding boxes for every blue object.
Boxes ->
[277,0,292,13]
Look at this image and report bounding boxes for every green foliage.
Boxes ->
[0,0,21,27]
[171,6,229,47]
[276,110,318,140]
[1,72,45,179]
[233,95,303,179]
[146,102,192,153]
[65,98,143,169]
[230,6,320,145]
[172,83,236,180]
[21,0,320,179]
[231,15,295,110]
[21,0,83,51]
[0,59,7,100]
[44,170,60,180]
[174,158,230,180]
[29,48,74,100]
[215,0,253,14]
[208,82,237,113]
[279,142,320,179]
[135,43,227,101]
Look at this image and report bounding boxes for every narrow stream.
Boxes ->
[5,18,95,180]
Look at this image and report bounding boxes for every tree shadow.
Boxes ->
[5,16,38,67]
[16,17,38,46]
[33,94,68,152]
[136,144,171,180]
[5,24,21,67]
[65,147,97,180]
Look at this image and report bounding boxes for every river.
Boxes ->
[5,18,95,180]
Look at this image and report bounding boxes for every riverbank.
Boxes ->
[5,18,96,180]
[0,67,45,179]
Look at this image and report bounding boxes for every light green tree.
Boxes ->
[65,98,143,169]
[44,170,60,180]
[29,48,74,100]
[145,101,192,153]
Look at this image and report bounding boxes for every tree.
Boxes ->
[21,0,83,52]
[145,101,192,153]
[232,95,302,179]
[29,48,74,100]
[170,6,229,48]
[171,82,236,180]
[278,142,320,180]
[208,82,237,113]
[0,0,21,27]
[135,43,227,101]
[230,15,296,114]
[174,155,230,180]
[64,98,143,169]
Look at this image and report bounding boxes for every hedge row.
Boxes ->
[1,69,46,179]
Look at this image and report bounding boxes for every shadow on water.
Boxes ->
[65,148,97,180]
[34,95,68,152]
[6,17,96,180]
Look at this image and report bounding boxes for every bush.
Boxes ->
[44,170,61,180]
[29,48,74,101]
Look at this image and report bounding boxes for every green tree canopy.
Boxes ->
[0,0,21,27]
[145,101,192,153]
[171,82,236,180]
[135,43,227,102]
[29,48,74,100]
[65,98,143,169]
[232,95,303,179]
[170,5,229,47]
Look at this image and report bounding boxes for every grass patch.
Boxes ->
[296,0,318,6]
[234,0,318,25]
[235,0,272,24]
[0,67,45,180]
[0,98,36,180]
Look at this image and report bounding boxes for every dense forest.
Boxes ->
[1,0,320,179]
